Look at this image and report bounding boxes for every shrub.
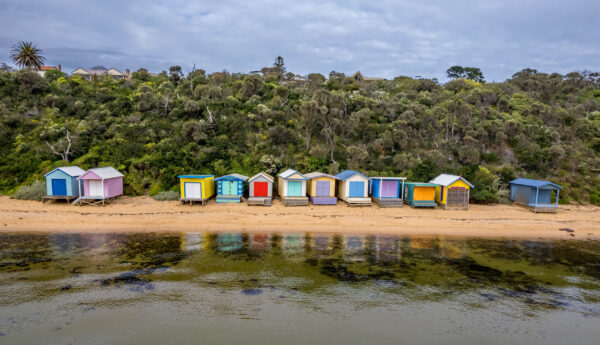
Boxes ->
[152,190,179,201]
[11,181,45,201]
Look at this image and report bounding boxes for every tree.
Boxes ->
[273,56,286,74]
[45,129,73,162]
[299,100,326,151]
[446,65,485,82]
[0,63,13,72]
[169,65,183,85]
[10,41,45,70]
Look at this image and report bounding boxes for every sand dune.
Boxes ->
[0,196,598,240]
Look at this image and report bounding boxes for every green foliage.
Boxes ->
[10,181,45,201]
[152,190,180,201]
[446,65,485,83]
[0,65,599,204]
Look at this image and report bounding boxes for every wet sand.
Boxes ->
[0,196,598,239]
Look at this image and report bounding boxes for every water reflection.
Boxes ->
[1,232,600,344]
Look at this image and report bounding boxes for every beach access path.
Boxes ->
[0,196,598,240]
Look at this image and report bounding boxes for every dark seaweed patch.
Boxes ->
[241,288,263,295]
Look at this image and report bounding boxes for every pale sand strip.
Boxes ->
[0,196,598,240]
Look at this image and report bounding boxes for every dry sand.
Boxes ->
[0,196,598,240]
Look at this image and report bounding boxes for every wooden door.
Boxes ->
[349,181,364,197]
[381,181,398,197]
[254,182,268,197]
[447,188,468,208]
[52,179,67,196]
[288,181,302,196]
[89,180,103,197]
[316,181,330,196]
[185,182,202,199]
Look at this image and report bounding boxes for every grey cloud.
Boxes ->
[0,0,598,81]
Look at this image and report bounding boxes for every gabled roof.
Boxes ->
[304,172,339,180]
[178,175,213,179]
[429,174,474,188]
[336,170,370,181]
[44,166,86,177]
[509,178,562,189]
[79,167,124,180]
[72,67,90,74]
[278,169,307,180]
[214,173,249,181]
[249,172,274,182]
[106,68,125,76]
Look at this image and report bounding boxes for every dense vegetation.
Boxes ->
[1,61,599,204]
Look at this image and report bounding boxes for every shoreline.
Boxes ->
[0,196,598,240]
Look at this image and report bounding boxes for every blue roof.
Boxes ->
[509,178,561,189]
[214,173,249,182]
[178,175,213,179]
[335,170,370,181]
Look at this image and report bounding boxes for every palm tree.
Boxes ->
[10,41,45,70]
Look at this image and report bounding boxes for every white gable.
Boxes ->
[430,174,460,187]
[72,68,90,75]
[249,172,274,182]
[106,68,125,76]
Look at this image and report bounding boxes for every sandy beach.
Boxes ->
[0,196,598,239]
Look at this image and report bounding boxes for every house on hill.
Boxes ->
[36,65,62,77]
[72,67,129,80]
[350,71,383,83]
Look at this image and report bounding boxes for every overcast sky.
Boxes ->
[0,0,598,81]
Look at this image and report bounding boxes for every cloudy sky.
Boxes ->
[0,0,598,81]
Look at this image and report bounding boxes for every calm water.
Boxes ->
[1,232,600,345]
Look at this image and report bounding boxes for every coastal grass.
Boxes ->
[10,181,45,201]
[152,190,180,201]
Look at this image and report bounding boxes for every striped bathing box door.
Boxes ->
[222,181,238,195]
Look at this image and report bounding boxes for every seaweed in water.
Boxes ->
[241,288,263,295]
[98,269,155,292]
